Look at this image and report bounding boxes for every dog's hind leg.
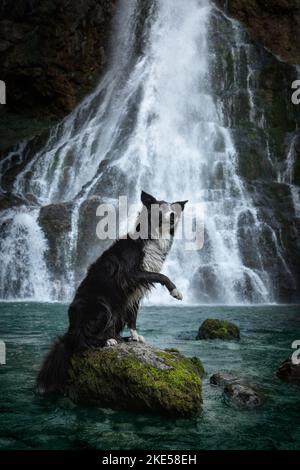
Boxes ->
[129,329,145,343]
[96,302,124,347]
[94,307,118,348]
[72,300,117,349]
[129,318,145,343]
[125,303,145,343]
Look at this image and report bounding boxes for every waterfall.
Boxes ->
[278,131,300,219]
[1,0,295,304]
[0,209,51,300]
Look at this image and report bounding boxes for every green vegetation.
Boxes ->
[67,343,204,417]
[197,319,240,340]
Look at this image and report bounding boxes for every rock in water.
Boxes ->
[210,372,238,387]
[277,358,300,385]
[223,383,263,409]
[66,342,204,416]
[197,319,240,340]
[210,372,263,409]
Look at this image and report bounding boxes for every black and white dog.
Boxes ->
[37,191,187,394]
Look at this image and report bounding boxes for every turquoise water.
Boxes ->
[0,303,299,450]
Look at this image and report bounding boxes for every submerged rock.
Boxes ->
[277,358,300,385]
[223,383,263,409]
[197,319,240,341]
[66,342,204,417]
[210,371,263,409]
[210,372,238,387]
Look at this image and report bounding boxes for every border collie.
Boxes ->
[36,191,188,394]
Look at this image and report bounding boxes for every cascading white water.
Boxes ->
[0,209,51,300]
[0,0,279,303]
[115,0,271,304]
[279,132,300,219]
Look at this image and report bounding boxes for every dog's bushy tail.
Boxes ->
[36,337,72,395]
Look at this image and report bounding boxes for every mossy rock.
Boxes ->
[197,319,240,341]
[66,342,204,417]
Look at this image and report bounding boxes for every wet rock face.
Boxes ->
[39,203,73,244]
[197,319,240,341]
[0,193,25,212]
[191,265,224,304]
[37,198,113,298]
[214,0,300,65]
[38,202,73,278]
[206,8,300,303]
[76,196,112,281]
[277,358,300,385]
[0,0,117,153]
[67,342,204,417]
[246,182,300,303]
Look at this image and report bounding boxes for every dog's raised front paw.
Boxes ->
[106,338,118,347]
[170,288,183,301]
[130,330,145,343]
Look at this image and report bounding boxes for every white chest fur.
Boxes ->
[142,239,171,273]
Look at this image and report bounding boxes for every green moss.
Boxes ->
[66,344,204,417]
[164,347,180,353]
[190,357,205,377]
[197,319,240,341]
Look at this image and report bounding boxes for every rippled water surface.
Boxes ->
[0,303,299,450]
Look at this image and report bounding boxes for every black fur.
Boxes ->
[36,339,72,394]
[36,192,187,394]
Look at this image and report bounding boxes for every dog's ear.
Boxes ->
[174,200,188,211]
[141,191,157,207]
